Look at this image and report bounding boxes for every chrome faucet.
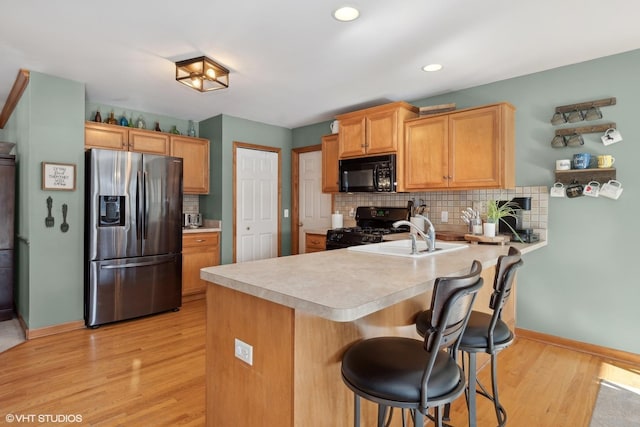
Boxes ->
[392,214,436,253]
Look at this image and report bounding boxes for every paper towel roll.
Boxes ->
[331,212,343,229]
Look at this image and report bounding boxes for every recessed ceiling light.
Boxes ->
[333,6,360,22]
[422,64,443,72]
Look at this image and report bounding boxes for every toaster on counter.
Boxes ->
[183,213,203,228]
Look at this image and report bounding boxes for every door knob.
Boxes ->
[298,222,303,227]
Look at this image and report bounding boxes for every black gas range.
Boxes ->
[325,206,410,250]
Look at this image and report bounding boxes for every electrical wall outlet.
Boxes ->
[441,211,448,222]
[234,338,253,366]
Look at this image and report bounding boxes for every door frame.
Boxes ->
[233,141,282,263]
[291,144,333,255]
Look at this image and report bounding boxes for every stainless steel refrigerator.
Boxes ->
[85,149,183,327]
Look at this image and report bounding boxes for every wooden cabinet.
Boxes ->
[128,129,170,155]
[403,103,515,191]
[304,232,326,253]
[85,122,128,150]
[0,155,15,321]
[85,122,211,194]
[85,122,169,154]
[170,136,210,194]
[321,134,339,193]
[336,102,418,158]
[182,232,220,299]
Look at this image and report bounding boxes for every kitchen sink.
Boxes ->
[347,239,468,258]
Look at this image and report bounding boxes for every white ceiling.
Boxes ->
[2,1,639,129]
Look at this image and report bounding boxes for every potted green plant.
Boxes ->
[484,199,520,239]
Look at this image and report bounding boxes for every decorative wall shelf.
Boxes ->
[554,168,616,186]
[555,123,616,137]
[554,97,616,114]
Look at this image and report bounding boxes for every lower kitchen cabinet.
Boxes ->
[182,232,220,299]
[305,232,326,253]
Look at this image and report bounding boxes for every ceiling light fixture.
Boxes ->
[422,64,443,72]
[333,6,360,22]
[175,56,229,92]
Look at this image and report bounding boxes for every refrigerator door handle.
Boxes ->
[143,170,149,240]
[100,258,176,269]
[136,170,143,241]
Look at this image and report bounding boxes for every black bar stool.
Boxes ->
[416,246,523,427]
[341,260,483,427]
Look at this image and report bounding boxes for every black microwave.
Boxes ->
[339,154,396,192]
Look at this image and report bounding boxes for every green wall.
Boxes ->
[290,49,640,354]
[4,72,85,329]
[411,50,638,354]
[199,114,293,264]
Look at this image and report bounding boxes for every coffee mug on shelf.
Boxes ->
[566,134,584,147]
[550,182,566,198]
[583,181,600,198]
[600,180,624,200]
[555,159,571,171]
[566,182,584,198]
[572,153,591,169]
[551,135,566,148]
[597,155,615,168]
[601,128,623,146]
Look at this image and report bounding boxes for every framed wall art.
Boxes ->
[42,162,76,191]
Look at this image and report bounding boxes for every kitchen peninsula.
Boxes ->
[201,239,546,427]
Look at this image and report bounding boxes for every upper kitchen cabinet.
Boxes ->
[85,122,128,151]
[128,128,170,155]
[85,122,169,155]
[335,102,418,158]
[321,134,339,193]
[85,122,211,194]
[403,103,515,191]
[170,135,210,194]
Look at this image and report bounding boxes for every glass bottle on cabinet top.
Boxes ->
[136,115,146,129]
[128,114,134,127]
[188,120,196,137]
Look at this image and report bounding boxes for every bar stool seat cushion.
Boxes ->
[415,311,512,350]
[460,311,513,349]
[341,336,461,402]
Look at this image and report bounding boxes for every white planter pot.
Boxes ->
[483,222,496,238]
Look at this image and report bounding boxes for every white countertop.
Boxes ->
[183,227,221,233]
[201,239,547,322]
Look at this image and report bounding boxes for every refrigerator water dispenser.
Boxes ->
[99,195,125,226]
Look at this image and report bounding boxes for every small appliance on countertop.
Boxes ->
[498,197,539,243]
[183,213,203,229]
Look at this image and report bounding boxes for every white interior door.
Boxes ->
[298,150,332,253]
[236,148,278,263]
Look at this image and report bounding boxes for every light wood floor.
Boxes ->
[1,299,638,426]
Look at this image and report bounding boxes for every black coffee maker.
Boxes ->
[498,197,539,243]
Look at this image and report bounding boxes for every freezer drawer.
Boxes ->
[86,254,182,327]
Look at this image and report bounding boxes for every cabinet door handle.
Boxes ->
[196,239,206,243]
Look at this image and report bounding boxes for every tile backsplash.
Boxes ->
[334,186,548,230]
[183,194,200,214]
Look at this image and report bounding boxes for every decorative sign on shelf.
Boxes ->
[42,162,76,191]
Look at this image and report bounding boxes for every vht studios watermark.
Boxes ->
[5,413,83,423]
